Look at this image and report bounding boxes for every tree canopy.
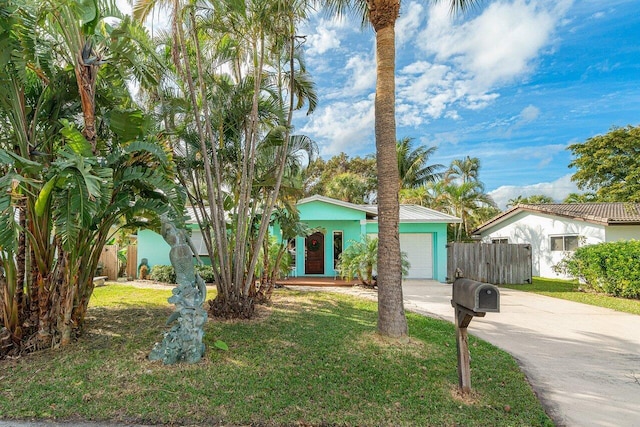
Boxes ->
[507,194,554,207]
[568,125,640,202]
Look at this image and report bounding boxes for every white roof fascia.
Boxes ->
[297,194,377,214]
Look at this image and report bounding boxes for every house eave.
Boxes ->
[473,203,640,235]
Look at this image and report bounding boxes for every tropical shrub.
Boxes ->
[149,265,176,284]
[338,236,410,287]
[0,2,183,355]
[195,265,216,283]
[555,240,640,299]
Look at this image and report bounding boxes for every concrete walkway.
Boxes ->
[398,280,640,427]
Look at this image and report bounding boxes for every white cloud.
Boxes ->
[306,20,343,56]
[393,0,572,122]
[397,2,426,47]
[422,0,562,87]
[519,105,540,122]
[501,104,541,136]
[396,61,461,121]
[489,174,578,209]
[344,54,376,95]
[299,99,375,157]
[396,103,425,127]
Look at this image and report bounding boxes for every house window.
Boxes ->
[333,231,343,269]
[286,238,297,277]
[491,238,509,244]
[287,238,296,265]
[550,235,580,251]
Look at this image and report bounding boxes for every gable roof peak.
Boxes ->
[297,195,461,223]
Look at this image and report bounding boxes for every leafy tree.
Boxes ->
[324,0,477,338]
[396,137,443,189]
[568,125,640,202]
[304,153,377,202]
[325,172,371,203]
[563,192,598,203]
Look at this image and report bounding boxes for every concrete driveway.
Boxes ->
[400,280,640,427]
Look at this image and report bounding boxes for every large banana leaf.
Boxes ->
[0,193,18,253]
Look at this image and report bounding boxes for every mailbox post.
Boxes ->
[451,278,500,394]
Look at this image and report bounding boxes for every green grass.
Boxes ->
[502,277,640,315]
[89,284,173,307]
[0,284,553,426]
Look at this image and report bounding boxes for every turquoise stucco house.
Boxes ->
[137,195,461,282]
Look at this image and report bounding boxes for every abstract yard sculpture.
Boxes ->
[149,215,207,364]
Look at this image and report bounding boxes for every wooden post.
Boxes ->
[454,305,485,395]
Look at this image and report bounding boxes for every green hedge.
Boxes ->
[148,264,215,284]
[556,240,640,299]
[148,265,176,284]
[195,265,215,283]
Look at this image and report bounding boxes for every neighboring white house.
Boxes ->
[472,203,640,278]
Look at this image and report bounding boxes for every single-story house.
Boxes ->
[138,195,461,282]
[472,203,640,278]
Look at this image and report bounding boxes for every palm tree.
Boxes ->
[563,192,598,203]
[322,0,477,338]
[396,137,443,189]
[138,0,318,318]
[507,194,554,208]
[445,156,481,185]
[399,186,433,206]
[338,236,379,287]
[338,236,410,287]
[434,180,496,241]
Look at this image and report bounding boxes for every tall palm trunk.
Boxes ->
[370,1,408,338]
[75,60,98,154]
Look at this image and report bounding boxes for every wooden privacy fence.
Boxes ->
[447,242,532,285]
[98,245,119,280]
[97,244,138,280]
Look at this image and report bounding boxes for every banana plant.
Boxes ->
[0,0,183,353]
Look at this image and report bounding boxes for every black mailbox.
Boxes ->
[452,278,500,313]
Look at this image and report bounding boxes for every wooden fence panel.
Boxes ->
[98,245,119,280]
[126,245,138,280]
[447,242,532,285]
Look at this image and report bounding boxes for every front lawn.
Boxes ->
[0,284,553,426]
[502,277,640,315]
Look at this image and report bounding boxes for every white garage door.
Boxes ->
[400,233,433,279]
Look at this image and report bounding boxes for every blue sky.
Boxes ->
[294,0,640,208]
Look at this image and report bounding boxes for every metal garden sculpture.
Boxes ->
[149,215,207,364]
